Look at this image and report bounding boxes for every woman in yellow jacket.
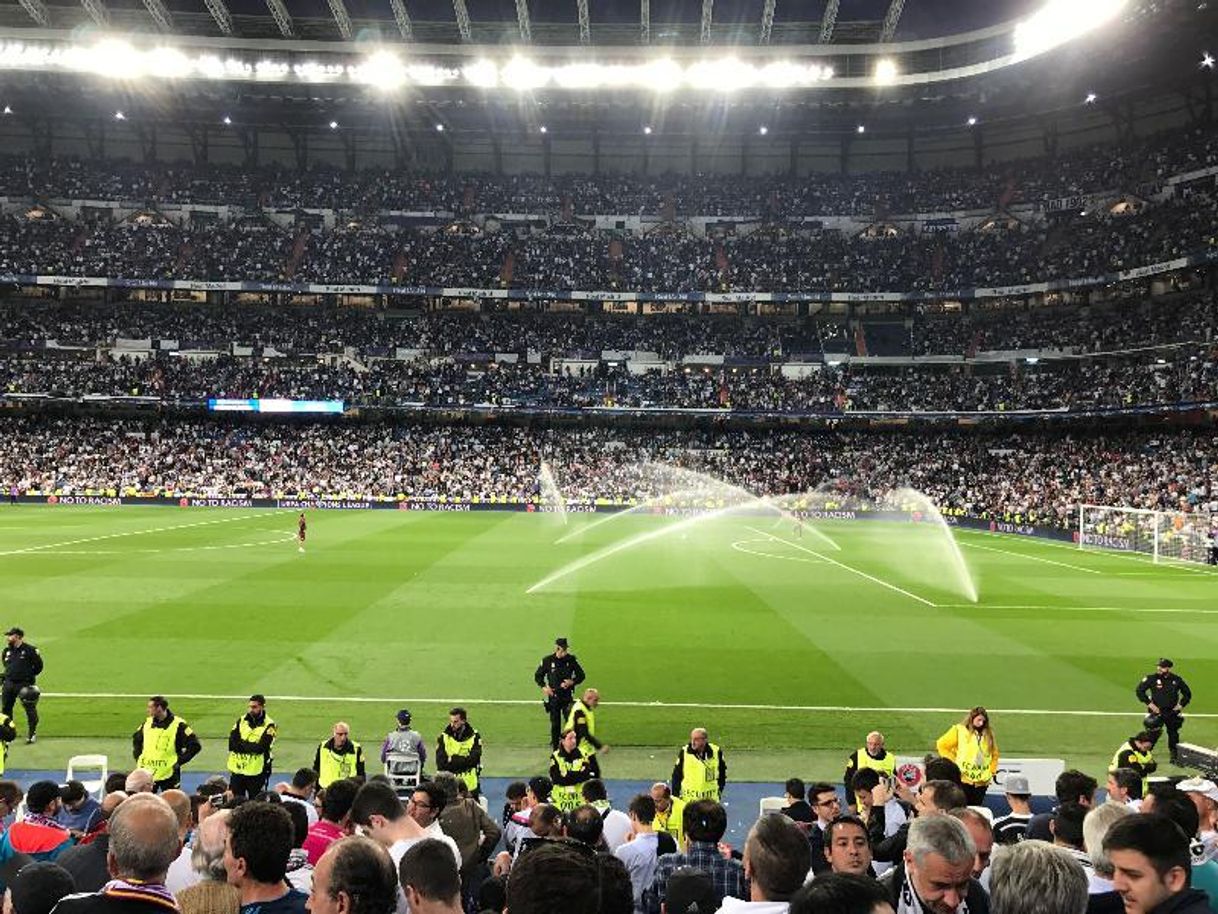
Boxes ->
[936,706,999,805]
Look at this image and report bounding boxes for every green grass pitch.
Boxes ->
[0,504,1213,784]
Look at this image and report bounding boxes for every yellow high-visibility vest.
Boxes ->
[318,740,362,787]
[137,716,186,783]
[550,750,593,812]
[654,796,686,847]
[943,725,995,787]
[852,748,895,780]
[564,700,598,756]
[228,717,276,777]
[441,731,480,792]
[677,744,722,803]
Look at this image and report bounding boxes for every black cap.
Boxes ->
[25,782,61,815]
[1159,658,1174,668]
[9,862,75,914]
[4,627,23,637]
[555,637,569,648]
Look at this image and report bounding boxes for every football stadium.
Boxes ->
[0,0,1214,911]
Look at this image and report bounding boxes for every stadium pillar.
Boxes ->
[340,131,356,172]
[788,138,798,177]
[1041,120,1058,158]
[137,124,157,163]
[288,128,308,171]
[491,137,503,175]
[543,134,551,177]
[187,125,209,166]
[29,116,52,160]
[972,125,983,169]
[238,127,259,168]
[838,135,851,175]
[84,119,105,160]
[905,126,915,172]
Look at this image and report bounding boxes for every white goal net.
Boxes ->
[1077,504,1214,565]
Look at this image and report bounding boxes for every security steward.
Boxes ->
[535,637,585,750]
[843,731,895,811]
[549,728,600,813]
[132,695,202,791]
[227,693,277,798]
[671,727,727,804]
[436,706,483,798]
[1136,657,1192,764]
[2,627,43,744]
[650,782,686,848]
[1110,730,1157,796]
[0,711,16,775]
[313,721,365,787]
[564,688,608,758]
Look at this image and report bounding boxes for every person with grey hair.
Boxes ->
[176,811,239,914]
[1083,802,1134,904]
[720,814,812,912]
[53,794,182,914]
[879,815,989,914]
[988,841,1087,914]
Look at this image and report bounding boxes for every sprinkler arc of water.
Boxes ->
[537,462,568,526]
[888,486,979,604]
[554,484,707,545]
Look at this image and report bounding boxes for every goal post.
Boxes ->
[1077,504,1213,565]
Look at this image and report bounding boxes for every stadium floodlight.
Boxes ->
[873,57,898,85]
[759,125,768,134]
[967,116,977,125]
[635,58,681,91]
[222,115,232,124]
[114,110,126,120]
[353,50,408,90]
[463,59,499,88]
[1013,0,1127,63]
[1202,52,1215,69]
[2,106,10,115]
[856,124,865,133]
[435,122,444,131]
[503,56,548,90]
[329,120,338,129]
[554,62,613,89]
[256,59,291,80]
[539,125,547,133]
[643,125,652,134]
[1085,91,1097,103]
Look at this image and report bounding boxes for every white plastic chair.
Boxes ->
[477,795,488,812]
[383,752,422,799]
[758,796,786,817]
[66,754,108,800]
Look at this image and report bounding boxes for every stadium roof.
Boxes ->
[2,0,1039,46]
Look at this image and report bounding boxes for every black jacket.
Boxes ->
[1137,672,1192,710]
[534,652,585,705]
[56,834,111,893]
[3,642,42,684]
[228,713,277,758]
[1148,889,1212,914]
[436,723,483,774]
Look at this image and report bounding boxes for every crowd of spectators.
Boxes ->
[0,182,1215,293]
[2,347,1215,413]
[1,123,1216,217]
[0,419,1211,528]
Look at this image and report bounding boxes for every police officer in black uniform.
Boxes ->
[535,637,585,750]
[2,627,43,743]
[1136,657,1192,763]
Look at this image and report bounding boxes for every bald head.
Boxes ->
[125,769,155,794]
[108,793,182,882]
[101,792,128,819]
[161,790,191,837]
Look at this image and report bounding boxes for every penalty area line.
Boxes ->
[745,525,937,607]
[37,691,1217,718]
[958,540,1102,574]
[0,512,283,557]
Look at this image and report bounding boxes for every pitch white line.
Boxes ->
[745,526,938,607]
[33,535,299,556]
[730,539,826,565]
[37,690,1218,718]
[959,540,1102,574]
[938,603,1218,616]
[0,513,281,557]
[963,530,1218,576]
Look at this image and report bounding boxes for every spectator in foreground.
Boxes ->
[789,872,893,914]
[53,794,181,914]
[0,782,75,879]
[56,783,102,835]
[1104,813,1210,914]
[991,775,1034,846]
[645,800,745,914]
[162,790,196,894]
[505,839,598,914]
[277,770,319,827]
[431,772,500,907]
[824,816,875,878]
[720,813,810,912]
[55,794,128,892]
[806,783,842,876]
[176,810,238,914]
[615,794,664,912]
[1026,771,1097,843]
[1083,802,1134,913]
[405,785,460,864]
[879,815,988,914]
[7,862,75,914]
[223,802,308,914]
[988,840,1088,914]
[398,837,462,914]
[303,779,359,867]
[308,836,397,914]
[782,779,813,825]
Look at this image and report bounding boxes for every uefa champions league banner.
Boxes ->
[0,246,1208,301]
